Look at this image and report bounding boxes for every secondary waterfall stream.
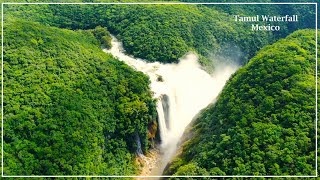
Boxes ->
[104,36,238,175]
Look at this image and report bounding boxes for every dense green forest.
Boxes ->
[1,1,318,176]
[3,19,157,175]
[4,4,271,66]
[165,29,316,176]
[4,2,315,67]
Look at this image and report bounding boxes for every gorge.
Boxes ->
[3,3,316,176]
[104,36,238,175]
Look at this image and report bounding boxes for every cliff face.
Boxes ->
[148,120,159,148]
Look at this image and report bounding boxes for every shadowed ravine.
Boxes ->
[104,36,238,176]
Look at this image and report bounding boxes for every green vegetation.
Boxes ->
[104,4,275,65]
[90,26,112,49]
[2,2,317,176]
[165,29,316,176]
[181,0,317,37]
[5,3,314,67]
[3,19,157,175]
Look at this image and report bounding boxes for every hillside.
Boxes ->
[5,3,315,67]
[1,2,318,176]
[3,19,157,175]
[164,29,316,176]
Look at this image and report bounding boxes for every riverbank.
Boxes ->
[136,147,161,179]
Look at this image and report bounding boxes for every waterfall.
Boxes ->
[156,97,168,142]
[161,95,170,130]
[104,35,238,174]
[135,133,144,157]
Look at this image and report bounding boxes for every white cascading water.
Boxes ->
[104,36,238,174]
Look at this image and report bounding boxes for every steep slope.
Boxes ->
[3,4,274,66]
[1,2,318,176]
[3,19,157,175]
[165,29,316,176]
